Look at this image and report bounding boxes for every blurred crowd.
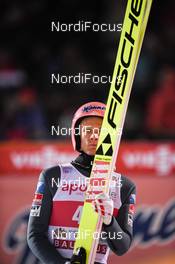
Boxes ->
[0,0,175,141]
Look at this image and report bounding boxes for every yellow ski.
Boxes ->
[74,0,153,263]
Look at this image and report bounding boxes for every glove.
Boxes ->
[109,171,122,209]
[92,171,122,225]
[92,192,114,225]
[66,247,86,264]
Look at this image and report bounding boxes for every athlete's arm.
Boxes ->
[103,177,136,256]
[27,166,68,264]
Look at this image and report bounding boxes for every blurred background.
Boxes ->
[0,0,175,264]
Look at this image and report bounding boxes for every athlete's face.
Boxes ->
[80,116,103,156]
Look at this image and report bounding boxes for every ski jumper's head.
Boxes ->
[71,102,106,155]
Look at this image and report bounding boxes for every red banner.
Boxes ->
[1,173,174,264]
[0,141,175,264]
[0,141,175,176]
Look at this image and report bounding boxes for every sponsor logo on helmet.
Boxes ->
[82,105,105,113]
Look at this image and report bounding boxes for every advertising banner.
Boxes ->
[0,142,175,264]
[0,142,175,176]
